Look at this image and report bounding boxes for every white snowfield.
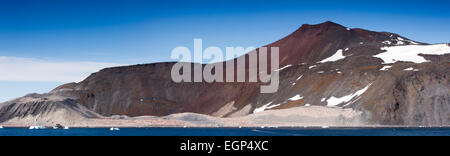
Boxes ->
[319,49,346,63]
[375,44,450,64]
[326,83,373,107]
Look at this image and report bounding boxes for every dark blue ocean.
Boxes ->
[0,128,450,136]
[1,127,449,136]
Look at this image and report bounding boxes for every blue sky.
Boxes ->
[1,0,450,102]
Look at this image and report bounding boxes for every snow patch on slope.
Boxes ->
[319,49,346,63]
[253,102,281,113]
[403,67,419,71]
[275,64,293,71]
[374,44,450,64]
[326,83,373,107]
[289,95,303,101]
[380,65,392,71]
[308,65,317,69]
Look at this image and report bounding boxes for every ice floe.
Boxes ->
[29,126,46,130]
[375,44,450,64]
[110,127,120,131]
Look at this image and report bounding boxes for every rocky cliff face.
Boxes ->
[1,21,449,126]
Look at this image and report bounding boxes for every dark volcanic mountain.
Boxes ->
[1,21,449,126]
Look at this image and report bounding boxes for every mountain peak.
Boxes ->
[297,21,346,31]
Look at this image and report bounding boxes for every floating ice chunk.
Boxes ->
[326,83,373,107]
[321,126,330,128]
[110,127,120,131]
[29,126,46,130]
[319,49,346,63]
[289,95,303,101]
[64,126,70,130]
[380,65,392,71]
[0,125,3,129]
[375,44,450,64]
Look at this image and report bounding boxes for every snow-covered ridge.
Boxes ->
[374,44,450,64]
[382,36,420,46]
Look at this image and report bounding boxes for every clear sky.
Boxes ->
[1,0,450,102]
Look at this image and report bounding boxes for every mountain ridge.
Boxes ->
[1,21,449,127]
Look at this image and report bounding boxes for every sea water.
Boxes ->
[0,127,449,136]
